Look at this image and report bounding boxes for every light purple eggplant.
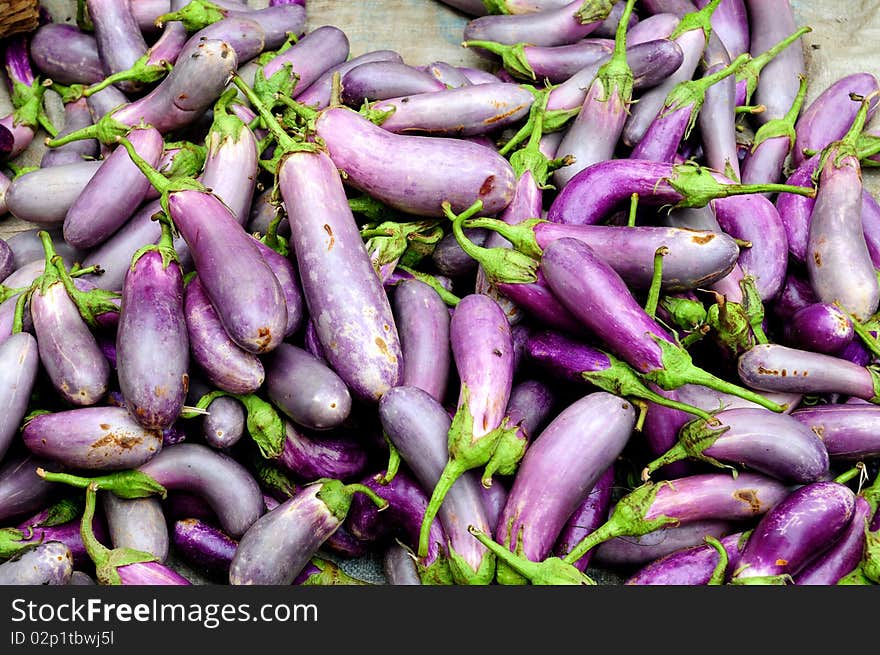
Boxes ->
[494,392,636,585]
[552,465,615,572]
[593,519,736,568]
[546,159,814,226]
[795,496,872,585]
[228,479,386,585]
[342,61,446,105]
[174,15,265,64]
[553,0,637,188]
[201,395,245,449]
[86,0,149,94]
[274,421,370,484]
[48,39,238,148]
[383,543,422,586]
[313,106,517,217]
[5,230,86,272]
[0,454,63,524]
[85,84,130,126]
[738,343,880,402]
[625,530,748,584]
[773,272,818,321]
[806,96,880,322]
[462,1,614,48]
[101,492,169,561]
[0,332,39,464]
[379,385,495,585]
[5,160,103,228]
[0,541,73,585]
[540,237,784,411]
[462,38,614,84]
[0,240,12,281]
[54,129,149,236]
[22,406,163,471]
[423,62,475,88]
[131,0,172,32]
[562,471,789,562]
[693,0,748,57]
[790,404,880,461]
[392,279,451,402]
[40,97,99,168]
[276,148,402,402]
[731,481,855,584]
[137,443,263,538]
[172,518,238,576]
[643,407,829,483]
[784,303,854,355]
[592,0,639,37]
[792,73,880,168]
[183,275,265,394]
[29,22,106,85]
[249,237,304,338]
[295,50,403,110]
[371,83,534,137]
[432,229,488,277]
[115,222,189,431]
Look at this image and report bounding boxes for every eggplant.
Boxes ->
[29,23,106,85]
[274,421,370,483]
[0,541,73,585]
[0,332,39,463]
[101,492,169,562]
[796,496,872,585]
[625,531,748,585]
[5,161,103,227]
[790,405,880,461]
[201,396,246,450]
[172,518,239,576]
[552,465,615,572]
[86,0,150,94]
[0,454,62,524]
[784,303,855,356]
[593,519,736,568]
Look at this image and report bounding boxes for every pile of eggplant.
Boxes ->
[0,0,879,587]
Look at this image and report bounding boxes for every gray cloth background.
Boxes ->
[1,0,878,583]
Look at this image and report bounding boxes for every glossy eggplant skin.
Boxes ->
[790,405,880,461]
[0,332,40,463]
[625,531,748,585]
[795,496,872,585]
[0,454,62,524]
[172,518,239,576]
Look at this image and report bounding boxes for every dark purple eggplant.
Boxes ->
[495,392,636,584]
[172,518,238,576]
[228,479,386,585]
[0,332,39,463]
[796,496,872,585]
[784,303,854,355]
[0,541,73,585]
[731,481,855,584]
[101,492,169,561]
[116,220,189,431]
[625,530,748,585]
[274,421,370,483]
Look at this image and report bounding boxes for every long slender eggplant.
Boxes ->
[731,481,855,584]
[0,541,73,585]
[422,61,475,88]
[22,406,163,471]
[342,61,446,105]
[790,404,880,461]
[172,518,239,576]
[379,385,495,585]
[86,0,149,94]
[249,237,304,338]
[4,160,103,227]
[461,38,613,84]
[383,542,423,586]
[625,530,748,584]
[292,49,403,110]
[552,465,615,572]
[561,472,789,561]
[784,303,854,355]
[795,496,872,585]
[274,420,370,482]
[40,97,100,168]
[101,492,169,561]
[463,1,615,47]
[29,23,106,85]
[0,332,39,463]
[593,519,735,568]
[494,392,636,584]
[228,479,386,585]
[806,94,880,322]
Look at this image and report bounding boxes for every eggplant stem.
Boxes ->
[627,193,639,227]
[644,246,669,320]
[419,459,468,559]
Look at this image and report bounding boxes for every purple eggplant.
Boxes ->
[561,471,789,562]
[201,395,245,450]
[593,519,735,568]
[432,229,489,277]
[0,332,39,463]
[0,541,73,585]
[379,385,495,585]
[392,279,451,402]
[247,237,304,338]
[183,275,265,394]
[461,38,613,84]
[1,34,49,161]
[22,406,162,471]
[731,481,855,584]
[739,343,880,402]
[228,479,386,585]
[29,23,106,85]
[274,421,369,482]
[40,97,100,168]
[0,454,63,524]
[293,49,403,110]
[743,0,806,124]
[790,404,880,461]
[422,61,475,88]
[479,479,509,536]
[643,407,829,484]
[784,303,854,355]
[342,61,446,105]
[806,95,880,322]
[626,530,748,585]
[383,542,422,586]
[796,496,872,585]
[86,0,149,94]
[172,518,238,576]
[137,443,263,538]
[494,392,636,585]
[115,221,189,431]
[101,492,169,561]
[552,465,615,572]
[5,160,103,227]
[774,273,818,321]
[8,503,102,571]
[0,240,12,282]
[463,1,614,48]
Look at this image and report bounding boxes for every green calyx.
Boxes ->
[705,535,730,585]
[348,195,403,222]
[751,75,808,152]
[45,112,130,148]
[729,572,793,585]
[481,0,510,14]
[462,216,544,259]
[856,133,880,167]
[593,0,636,104]
[187,390,285,459]
[36,467,167,500]
[0,529,30,560]
[248,452,299,499]
[575,0,617,25]
[498,83,580,157]
[563,481,676,564]
[660,295,708,331]
[155,0,224,30]
[254,63,301,117]
[836,567,874,585]
[469,526,594,585]
[462,41,535,81]
[446,543,497,586]
[580,351,716,423]
[315,478,388,524]
[669,0,721,43]
[506,86,575,187]
[417,552,456,586]
[663,161,816,209]
[642,417,734,480]
[299,557,372,585]
[445,200,538,285]
[82,53,172,98]
[10,78,55,135]
[706,293,756,360]
[161,141,208,180]
[737,26,812,106]
[206,88,247,156]
[130,214,180,272]
[660,53,750,141]
[480,420,526,488]
[739,275,769,344]
[361,220,445,274]
[815,91,879,177]
[393,265,461,306]
[861,528,880,584]
[80,483,158,585]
